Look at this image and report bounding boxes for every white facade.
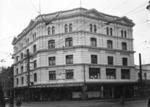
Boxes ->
[12,8,136,88]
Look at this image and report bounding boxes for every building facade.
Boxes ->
[12,8,137,101]
[0,66,14,98]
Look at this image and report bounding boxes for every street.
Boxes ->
[6,99,149,107]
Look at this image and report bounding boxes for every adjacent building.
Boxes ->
[12,8,137,101]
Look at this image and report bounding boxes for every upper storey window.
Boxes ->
[48,40,55,49]
[52,26,55,35]
[122,42,127,50]
[65,24,68,33]
[94,25,97,33]
[107,40,113,49]
[90,37,97,47]
[89,24,97,33]
[106,27,113,36]
[90,24,92,32]
[65,37,73,47]
[121,30,127,38]
[69,23,72,32]
[26,38,29,44]
[33,44,36,53]
[33,32,36,40]
[48,27,51,35]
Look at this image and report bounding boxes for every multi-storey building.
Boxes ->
[12,8,137,101]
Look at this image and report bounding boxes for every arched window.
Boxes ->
[122,42,127,50]
[65,24,68,33]
[90,24,92,32]
[69,23,72,32]
[90,37,97,47]
[107,40,113,49]
[94,25,97,33]
[121,30,123,37]
[106,27,109,35]
[124,31,127,38]
[48,40,55,49]
[48,27,51,35]
[65,37,73,47]
[52,26,55,35]
[110,28,113,36]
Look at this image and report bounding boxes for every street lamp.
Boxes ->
[146,1,150,11]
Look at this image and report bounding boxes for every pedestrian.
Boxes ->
[148,97,150,107]
[0,83,5,107]
[9,97,14,107]
[120,95,124,105]
[16,97,22,107]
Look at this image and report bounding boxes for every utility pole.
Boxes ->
[139,53,142,82]
[139,53,143,97]
[27,50,30,102]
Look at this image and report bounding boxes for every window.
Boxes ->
[49,57,55,66]
[48,40,55,49]
[21,66,23,73]
[108,56,113,65]
[21,53,23,59]
[106,27,113,36]
[94,25,97,33]
[34,73,37,82]
[124,31,127,38]
[65,24,68,33]
[107,40,113,49]
[66,70,74,79]
[122,58,128,66]
[90,38,97,47]
[89,68,100,79]
[48,27,51,35]
[49,71,56,80]
[91,55,97,64]
[106,68,116,79]
[122,42,127,50]
[121,30,127,38]
[33,32,36,40]
[110,28,113,36]
[69,23,72,32]
[21,77,24,84]
[16,56,19,62]
[66,55,73,64]
[26,38,29,44]
[33,45,36,53]
[106,27,109,35]
[121,30,124,37]
[121,69,130,79]
[65,37,73,47]
[16,78,19,85]
[90,24,92,32]
[52,26,55,34]
[144,73,147,80]
[33,60,37,68]
[16,68,18,75]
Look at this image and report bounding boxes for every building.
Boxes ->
[135,64,150,97]
[0,66,14,98]
[12,8,137,101]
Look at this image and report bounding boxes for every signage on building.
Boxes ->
[56,70,66,80]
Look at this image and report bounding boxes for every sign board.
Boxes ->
[56,70,66,80]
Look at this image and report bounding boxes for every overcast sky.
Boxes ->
[0,0,150,67]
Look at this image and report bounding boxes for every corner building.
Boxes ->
[12,8,137,101]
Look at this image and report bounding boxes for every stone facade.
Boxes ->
[12,8,137,100]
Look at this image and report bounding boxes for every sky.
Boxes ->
[0,0,150,67]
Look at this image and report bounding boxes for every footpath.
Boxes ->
[6,98,149,107]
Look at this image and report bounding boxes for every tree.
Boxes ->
[0,82,5,107]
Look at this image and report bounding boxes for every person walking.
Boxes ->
[16,97,22,107]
